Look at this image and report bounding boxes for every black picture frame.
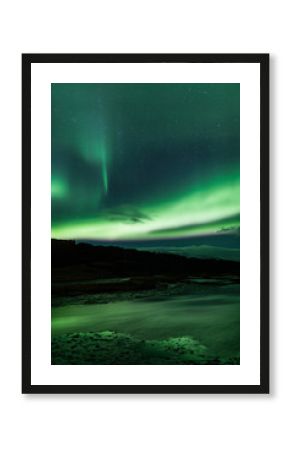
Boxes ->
[22,53,269,394]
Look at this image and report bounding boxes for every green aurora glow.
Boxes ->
[51,83,240,251]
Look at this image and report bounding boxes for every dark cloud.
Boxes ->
[103,205,152,224]
[217,226,240,235]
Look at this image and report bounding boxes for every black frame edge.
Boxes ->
[22,54,32,393]
[24,384,268,395]
[21,53,269,64]
[259,54,270,394]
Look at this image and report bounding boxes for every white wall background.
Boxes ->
[0,1,287,449]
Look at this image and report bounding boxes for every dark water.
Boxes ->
[52,280,240,360]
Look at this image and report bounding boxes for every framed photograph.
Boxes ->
[22,53,269,394]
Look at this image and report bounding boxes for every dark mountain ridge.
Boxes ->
[52,239,239,278]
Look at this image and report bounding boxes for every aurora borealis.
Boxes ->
[51,83,240,259]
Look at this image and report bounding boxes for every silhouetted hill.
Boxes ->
[52,239,239,278]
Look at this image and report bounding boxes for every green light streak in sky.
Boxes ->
[51,171,239,241]
[101,146,108,194]
[51,177,68,200]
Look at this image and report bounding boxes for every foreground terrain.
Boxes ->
[51,240,240,365]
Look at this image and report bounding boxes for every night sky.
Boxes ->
[51,83,240,260]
